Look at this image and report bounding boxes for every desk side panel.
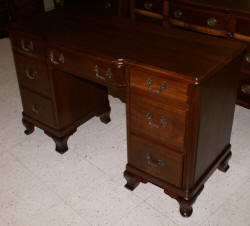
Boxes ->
[194,55,242,184]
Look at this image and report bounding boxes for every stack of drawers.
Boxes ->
[126,66,189,189]
[11,32,56,129]
[10,31,113,153]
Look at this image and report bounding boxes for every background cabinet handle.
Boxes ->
[174,9,183,19]
[207,17,217,27]
[144,1,153,10]
[25,68,38,80]
[50,51,64,65]
[21,40,34,52]
[146,153,165,168]
[147,77,167,94]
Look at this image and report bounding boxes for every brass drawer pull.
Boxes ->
[147,112,167,128]
[94,65,112,80]
[144,1,153,10]
[146,153,165,168]
[207,17,217,28]
[21,39,34,52]
[174,9,183,19]
[245,53,250,63]
[241,84,250,95]
[31,104,39,114]
[50,51,64,65]
[25,68,38,80]
[147,77,167,94]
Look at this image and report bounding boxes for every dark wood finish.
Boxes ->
[8,9,245,217]
[22,118,34,135]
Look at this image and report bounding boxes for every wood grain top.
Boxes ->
[9,8,245,83]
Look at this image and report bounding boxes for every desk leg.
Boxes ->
[45,129,76,154]
[218,151,232,173]
[22,119,34,135]
[99,110,111,124]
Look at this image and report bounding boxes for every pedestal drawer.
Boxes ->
[15,54,51,97]
[130,94,187,151]
[128,134,183,187]
[20,88,55,126]
[10,31,45,58]
[130,68,189,104]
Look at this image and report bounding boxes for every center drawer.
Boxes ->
[128,134,183,187]
[48,48,126,89]
[130,94,187,151]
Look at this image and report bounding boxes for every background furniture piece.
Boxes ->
[0,0,9,37]
[8,9,244,217]
[130,0,250,109]
[8,0,44,20]
[61,0,129,17]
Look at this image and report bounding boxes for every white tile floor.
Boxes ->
[0,38,250,226]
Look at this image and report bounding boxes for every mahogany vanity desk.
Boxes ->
[8,9,245,217]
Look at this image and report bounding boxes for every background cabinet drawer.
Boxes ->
[130,94,187,151]
[128,134,183,187]
[135,0,163,14]
[10,31,45,58]
[15,54,51,97]
[169,3,230,34]
[130,68,189,104]
[48,48,126,89]
[20,88,55,127]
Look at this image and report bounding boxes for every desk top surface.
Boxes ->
[9,9,245,83]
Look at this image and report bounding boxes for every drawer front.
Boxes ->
[169,3,230,33]
[11,31,45,58]
[20,88,55,126]
[237,73,250,106]
[130,94,187,151]
[134,13,163,24]
[128,134,183,187]
[48,48,126,88]
[130,68,189,104]
[15,54,51,97]
[135,0,163,14]
[235,17,250,37]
